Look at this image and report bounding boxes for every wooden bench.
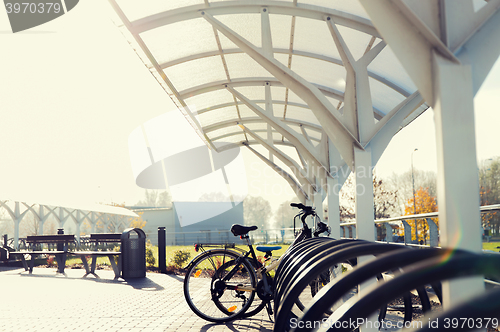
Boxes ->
[71,233,122,279]
[10,234,75,274]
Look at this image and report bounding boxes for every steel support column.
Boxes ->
[353,146,375,241]
[327,175,340,239]
[314,177,323,221]
[353,145,378,331]
[14,202,21,250]
[433,51,483,307]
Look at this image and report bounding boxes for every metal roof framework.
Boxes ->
[109,0,426,218]
[0,199,138,246]
[110,0,500,308]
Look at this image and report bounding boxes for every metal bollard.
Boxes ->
[57,228,64,251]
[158,227,166,274]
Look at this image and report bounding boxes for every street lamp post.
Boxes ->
[411,148,419,243]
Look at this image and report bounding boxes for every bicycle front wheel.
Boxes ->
[183,250,257,323]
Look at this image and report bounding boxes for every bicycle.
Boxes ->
[182,203,331,323]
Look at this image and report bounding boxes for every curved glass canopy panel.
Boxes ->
[109,0,428,200]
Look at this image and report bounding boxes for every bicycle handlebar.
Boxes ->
[290,202,313,211]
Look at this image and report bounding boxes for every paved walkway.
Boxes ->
[0,266,274,332]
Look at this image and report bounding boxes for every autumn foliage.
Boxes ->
[404,187,438,242]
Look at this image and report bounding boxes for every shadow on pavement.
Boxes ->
[200,319,273,332]
[0,266,165,291]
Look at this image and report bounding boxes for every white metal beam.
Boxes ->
[131,1,380,37]
[240,124,315,195]
[180,77,386,121]
[180,78,345,103]
[211,132,320,144]
[327,18,385,144]
[243,143,308,203]
[359,0,438,105]
[264,83,275,162]
[203,11,362,167]
[327,137,343,239]
[202,117,322,135]
[300,125,313,146]
[227,86,329,174]
[108,0,217,152]
[161,48,411,98]
[442,0,500,53]
[367,91,425,165]
[196,100,310,116]
[454,4,500,94]
[0,201,32,249]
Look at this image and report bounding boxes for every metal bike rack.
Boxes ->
[273,241,500,332]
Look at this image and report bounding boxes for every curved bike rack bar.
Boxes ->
[275,239,361,306]
[273,240,500,332]
[274,242,413,331]
[412,286,500,332]
[275,237,337,278]
[274,240,367,310]
[321,252,500,332]
[290,247,454,332]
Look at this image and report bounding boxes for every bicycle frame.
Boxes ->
[185,206,330,295]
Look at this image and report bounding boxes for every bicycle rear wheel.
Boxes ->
[183,250,257,323]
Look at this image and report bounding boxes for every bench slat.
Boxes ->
[71,251,121,255]
[11,251,66,255]
[26,235,75,243]
[90,233,121,241]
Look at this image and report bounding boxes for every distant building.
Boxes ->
[130,202,244,246]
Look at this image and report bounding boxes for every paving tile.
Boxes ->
[0,267,274,332]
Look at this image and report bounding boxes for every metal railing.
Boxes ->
[339,203,500,247]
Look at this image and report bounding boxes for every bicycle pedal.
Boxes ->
[266,303,273,316]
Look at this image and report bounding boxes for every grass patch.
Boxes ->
[482,242,500,252]
[146,244,291,269]
[65,256,113,266]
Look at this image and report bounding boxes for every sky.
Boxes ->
[0,0,499,215]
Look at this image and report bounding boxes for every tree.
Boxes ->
[404,187,438,243]
[479,157,500,235]
[135,189,172,207]
[273,200,297,229]
[339,173,398,221]
[198,192,230,202]
[19,214,39,237]
[129,212,146,229]
[373,176,398,219]
[388,169,437,215]
[243,196,272,228]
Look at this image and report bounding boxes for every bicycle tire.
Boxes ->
[183,249,257,323]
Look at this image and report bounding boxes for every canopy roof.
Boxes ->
[109,0,428,200]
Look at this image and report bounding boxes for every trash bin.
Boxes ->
[0,247,8,261]
[121,228,146,278]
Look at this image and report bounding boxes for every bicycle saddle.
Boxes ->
[256,246,282,253]
[230,224,258,236]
